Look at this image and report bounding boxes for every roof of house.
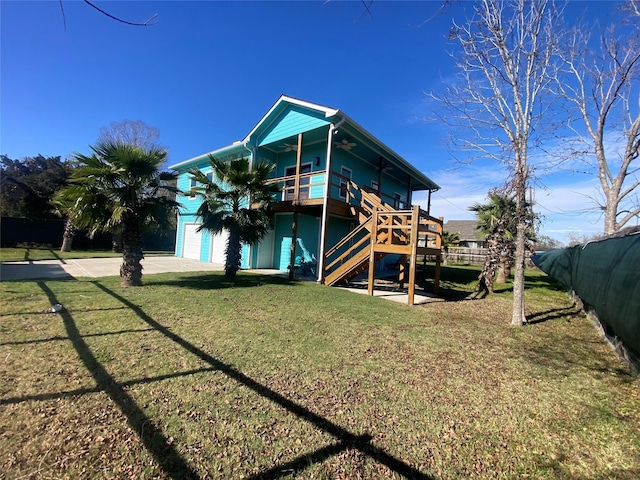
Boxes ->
[444,220,486,242]
[169,95,440,192]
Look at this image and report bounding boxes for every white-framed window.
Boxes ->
[284,163,312,200]
[205,171,213,183]
[339,166,352,200]
[371,180,379,191]
[188,176,197,198]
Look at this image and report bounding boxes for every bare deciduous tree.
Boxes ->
[558,5,640,234]
[96,120,163,252]
[433,0,563,326]
[97,120,161,150]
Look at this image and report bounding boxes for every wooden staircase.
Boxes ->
[323,182,443,305]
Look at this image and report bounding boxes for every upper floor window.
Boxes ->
[188,177,197,198]
[284,163,312,201]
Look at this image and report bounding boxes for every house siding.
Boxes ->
[273,213,320,270]
[258,106,330,146]
[170,96,440,275]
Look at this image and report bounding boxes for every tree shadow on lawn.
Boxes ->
[16,279,434,479]
[516,333,633,380]
[416,265,479,301]
[30,280,200,479]
[526,306,582,325]
[491,271,566,294]
[149,271,298,291]
[89,280,435,479]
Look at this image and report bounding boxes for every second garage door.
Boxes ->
[182,223,202,260]
[210,229,229,264]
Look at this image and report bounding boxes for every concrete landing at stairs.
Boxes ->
[335,281,443,305]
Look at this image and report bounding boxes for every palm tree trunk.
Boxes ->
[120,219,144,286]
[224,228,242,280]
[60,218,76,253]
[112,232,123,253]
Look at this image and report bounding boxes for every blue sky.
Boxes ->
[1,1,631,244]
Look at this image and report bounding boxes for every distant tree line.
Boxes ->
[0,154,72,219]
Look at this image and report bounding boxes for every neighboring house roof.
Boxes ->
[169,95,440,192]
[444,220,486,243]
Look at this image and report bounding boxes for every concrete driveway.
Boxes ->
[0,256,224,281]
[0,256,440,306]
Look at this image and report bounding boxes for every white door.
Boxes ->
[210,229,229,264]
[256,230,275,268]
[183,224,202,260]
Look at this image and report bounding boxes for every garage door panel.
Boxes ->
[183,224,202,260]
[210,230,229,264]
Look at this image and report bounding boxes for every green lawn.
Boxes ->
[0,247,174,262]
[1,267,638,479]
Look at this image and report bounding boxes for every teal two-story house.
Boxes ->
[170,95,444,302]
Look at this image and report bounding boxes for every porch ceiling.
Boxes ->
[259,126,329,154]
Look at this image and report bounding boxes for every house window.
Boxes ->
[205,171,213,183]
[339,166,352,200]
[189,177,197,198]
[371,180,379,191]
[284,163,312,201]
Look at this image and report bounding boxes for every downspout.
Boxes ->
[317,116,346,283]
[243,140,256,268]
[243,141,254,168]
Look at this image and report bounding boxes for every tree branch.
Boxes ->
[83,0,158,27]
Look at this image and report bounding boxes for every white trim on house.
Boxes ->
[168,143,243,170]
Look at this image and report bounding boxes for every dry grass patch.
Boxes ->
[1,267,638,479]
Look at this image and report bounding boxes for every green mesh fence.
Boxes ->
[532,233,640,357]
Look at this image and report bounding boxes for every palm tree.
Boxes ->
[57,142,179,286]
[188,155,280,280]
[470,193,516,283]
[441,230,460,266]
[469,192,535,289]
[52,196,77,253]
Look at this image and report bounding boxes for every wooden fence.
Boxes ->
[445,247,487,266]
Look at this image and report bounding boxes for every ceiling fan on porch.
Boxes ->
[282,142,298,152]
[335,138,357,151]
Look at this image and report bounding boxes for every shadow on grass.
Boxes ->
[415,264,568,303]
[1,364,220,406]
[32,281,200,480]
[0,306,129,318]
[0,327,156,347]
[48,249,67,264]
[518,335,633,380]
[149,272,297,291]
[90,280,435,479]
[492,274,566,294]
[417,265,477,301]
[526,306,582,325]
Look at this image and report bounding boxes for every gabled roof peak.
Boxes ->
[243,95,340,143]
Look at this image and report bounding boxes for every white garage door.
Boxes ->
[182,224,202,260]
[210,229,229,264]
